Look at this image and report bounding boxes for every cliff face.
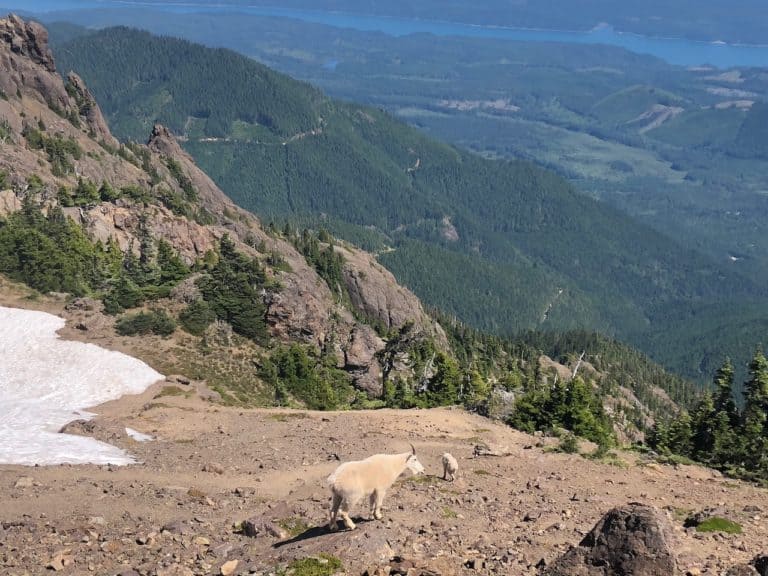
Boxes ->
[0,14,444,399]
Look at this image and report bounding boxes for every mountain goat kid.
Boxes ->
[327,444,425,531]
[441,452,458,481]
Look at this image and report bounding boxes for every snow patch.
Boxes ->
[0,306,163,466]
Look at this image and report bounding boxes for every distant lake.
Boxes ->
[10,0,768,68]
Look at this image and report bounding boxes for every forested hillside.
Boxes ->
[53,27,767,383]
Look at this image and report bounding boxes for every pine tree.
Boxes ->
[667,410,693,457]
[742,349,768,474]
[690,392,715,462]
[713,358,738,426]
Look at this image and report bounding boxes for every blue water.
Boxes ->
[7,0,768,68]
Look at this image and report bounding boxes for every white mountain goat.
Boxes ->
[327,444,425,531]
[441,452,458,481]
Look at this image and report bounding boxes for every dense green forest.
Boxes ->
[650,352,768,484]
[52,27,768,386]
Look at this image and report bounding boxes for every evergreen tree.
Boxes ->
[742,349,768,474]
[667,410,693,457]
[690,392,715,462]
[197,234,269,344]
[713,358,738,426]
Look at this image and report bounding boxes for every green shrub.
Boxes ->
[259,343,353,410]
[197,235,270,343]
[558,432,580,454]
[116,309,176,337]
[179,299,216,335]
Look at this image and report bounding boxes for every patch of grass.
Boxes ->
[473,469,491,476]
[473,428,490,433]
[142,402,172,411]
[695,517,742,534]
[405,474,441,485]
[154,385,192,399]
[556,433,580,454]
[439,488,461,496]
[671,507,693,522]
[657,453,698,467]
[269,412,310,422]
[280,554,343,576]
[441,506,457,519]
[278,516,310,538]
[584,446,628,468]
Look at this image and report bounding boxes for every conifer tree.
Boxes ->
[742,349,768,473]
[713,358,739,426]
[690,392,715,461]
[667,410,693,457]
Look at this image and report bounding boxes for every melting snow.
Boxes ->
[0,306,163,466]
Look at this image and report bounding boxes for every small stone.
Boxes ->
[211,543,234,558]
[221,559,239,575]
[193,536,211,546]
[14,476,34,488]
[203,463,225,475]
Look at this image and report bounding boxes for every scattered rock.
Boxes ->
[220,559,238,575]
[14,476,34,488]
[156,564,195,576]
[543,503,679,575]
[162,520,195,535]
[726,565,760,576]
[46,549,74,572]
[684,507,732,528]
[753,555,768,576]
[203,462,225,475]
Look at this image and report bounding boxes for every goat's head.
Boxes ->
[405,453,425,475]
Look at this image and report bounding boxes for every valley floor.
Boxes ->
[1,385,767,575]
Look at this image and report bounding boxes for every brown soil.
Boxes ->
[2,381,767,575]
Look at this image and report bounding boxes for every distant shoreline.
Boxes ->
[6,0,768,67]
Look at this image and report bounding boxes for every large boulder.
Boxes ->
[542,503,678,576]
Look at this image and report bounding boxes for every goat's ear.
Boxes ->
[410,443,416,456]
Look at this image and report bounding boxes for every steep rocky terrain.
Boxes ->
[0,13,443,400]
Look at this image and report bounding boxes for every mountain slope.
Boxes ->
[52,27,763,373]
[0,14,446,405]
[1,15,706,442]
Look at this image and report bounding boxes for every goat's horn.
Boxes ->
[410,443,416,455]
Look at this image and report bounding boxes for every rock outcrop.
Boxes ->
[1,14,68,111]
[543,503,679,576]
[340,244,442,339]
[0,14,55,72]
[65,71,118,146]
